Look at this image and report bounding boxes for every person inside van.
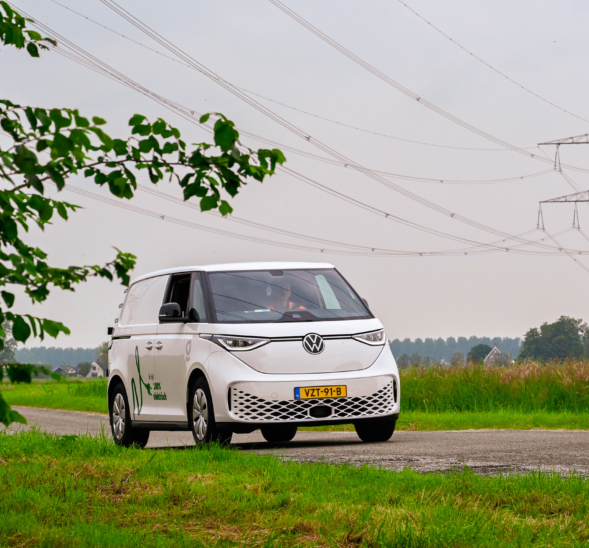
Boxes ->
[266,281,308,312]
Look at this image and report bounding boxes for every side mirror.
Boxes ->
[361,298,370,310]
[159,302,182,322]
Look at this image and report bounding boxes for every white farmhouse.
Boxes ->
[484,345,504,366]
[86,361,106,378]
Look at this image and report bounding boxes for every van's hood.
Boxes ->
[207,318,385,374]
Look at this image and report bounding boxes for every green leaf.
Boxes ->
[89,127,113,149]
[12,316,31,343]
[1,291,15,308]
[92,116,107,126]
[129,114,146,126]
[214,121,237,152]
[0,395,27,428]
[39,200,54,222]
[200,195,218,211]
[56,202,68,220]
[25,30,43,41]
[219,200,233,216]
[41,318,70,338]
[26,42,39,57]
[199,113,210,124]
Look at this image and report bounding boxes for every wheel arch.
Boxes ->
[108,374,125,408]
[186,367,207,415]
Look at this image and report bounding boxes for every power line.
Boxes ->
[266,0,589,177]
[47,0,534,154]
[138,182,574,256]
[396,0,589,124]
[12,2,588,257]
[92,0,583,252]
[43,0,552,183]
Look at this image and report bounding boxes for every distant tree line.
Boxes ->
[390,336,521,364]
[15,347,98,368]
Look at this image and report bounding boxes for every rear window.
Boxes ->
[207,269,371,323]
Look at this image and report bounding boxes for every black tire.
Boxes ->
[355,416,396,443]
[261,424,298,443]
[109,382,150,448]
[189,377,232,445]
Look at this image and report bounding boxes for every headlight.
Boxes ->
[353,329,386,345]
[212,335,270,352]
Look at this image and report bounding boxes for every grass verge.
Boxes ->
[2,430,589,547]
[0,378,107,414]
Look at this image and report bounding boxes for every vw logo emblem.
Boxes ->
[303,333,325,355]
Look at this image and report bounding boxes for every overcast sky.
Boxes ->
[3,0,589,348]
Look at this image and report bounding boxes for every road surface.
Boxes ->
[4,406,589,476]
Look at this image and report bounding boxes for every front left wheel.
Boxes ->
[109,383,150,448]
[189,377,232,446]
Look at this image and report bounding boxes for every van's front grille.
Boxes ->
[230,382,395,422]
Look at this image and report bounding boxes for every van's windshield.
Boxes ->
[207,269,371,323]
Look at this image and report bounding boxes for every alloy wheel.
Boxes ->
[112,393,126,441]
[193,388,209,441]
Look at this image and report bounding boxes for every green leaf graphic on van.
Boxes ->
[131,346,152,414]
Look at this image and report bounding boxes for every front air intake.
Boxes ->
[309,405,332,418]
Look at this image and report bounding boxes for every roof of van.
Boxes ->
[130,262,335,285]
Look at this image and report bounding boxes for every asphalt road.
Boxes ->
[5,406,589,476]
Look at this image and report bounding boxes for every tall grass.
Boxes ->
[402,360,589,413]
[66,379,108,398]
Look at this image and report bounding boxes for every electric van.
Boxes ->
[107,262,400,447]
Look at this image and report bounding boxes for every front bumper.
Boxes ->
[205,343,400,426]
[230,377,397,422]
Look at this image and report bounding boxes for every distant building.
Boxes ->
[53,365,77,376]
[484,345,504,366]
[85,361,106,378]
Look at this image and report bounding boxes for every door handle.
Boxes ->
[154,341,163,350]
[145,342,153,350]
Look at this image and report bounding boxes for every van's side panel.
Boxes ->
[117,275,169,421]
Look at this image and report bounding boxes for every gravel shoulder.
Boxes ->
[5,406,589,475]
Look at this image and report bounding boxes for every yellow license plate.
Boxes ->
[295,385,347,399]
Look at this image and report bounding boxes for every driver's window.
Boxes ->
[189,273,207,323]
[166,274,191,319]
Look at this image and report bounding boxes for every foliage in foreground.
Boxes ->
[402,360,589,413]
[1,430,589,547]
[0,3,284,427]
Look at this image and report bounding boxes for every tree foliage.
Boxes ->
[77,362,91,377]
[467,344,492,364]
[519,316,587,362]
[0,4,285,426]
[97,341,108,368]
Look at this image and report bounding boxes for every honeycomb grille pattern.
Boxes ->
[230,382,395,422]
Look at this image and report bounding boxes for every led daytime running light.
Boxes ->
[353,329,386,345]
[213,335,270,352]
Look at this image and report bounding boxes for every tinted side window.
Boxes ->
[165,274,191,318]
[120,276,168,326]
[189,273,207,323]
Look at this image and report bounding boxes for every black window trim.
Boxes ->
[161,271,207,324]
[202,267,374,324]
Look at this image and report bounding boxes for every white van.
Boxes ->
[107,262,400,447]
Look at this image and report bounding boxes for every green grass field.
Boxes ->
[2,429,589,547]
[4,361,589,431]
